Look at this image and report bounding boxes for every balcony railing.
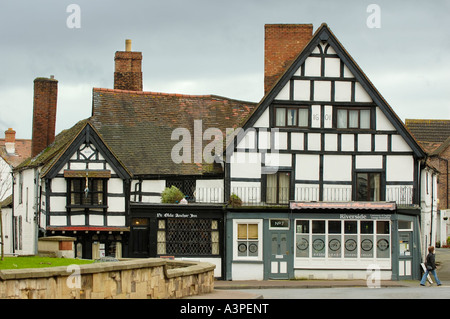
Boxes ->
[193,186,416,207]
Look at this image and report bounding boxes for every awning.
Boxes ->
[290,201,396,211]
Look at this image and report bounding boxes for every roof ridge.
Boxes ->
[93,87,214,98]
[92,87,258,104]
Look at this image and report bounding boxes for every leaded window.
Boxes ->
[157,218,219,256]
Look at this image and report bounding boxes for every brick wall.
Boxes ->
[264,24,313,95]
[32,77,58,157]
[114,51,143,91]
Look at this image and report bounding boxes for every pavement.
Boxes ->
[184,248,450,299]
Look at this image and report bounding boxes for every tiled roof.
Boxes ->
[0,138,31,168]
[91,88,257,176]
[405,119,450,144]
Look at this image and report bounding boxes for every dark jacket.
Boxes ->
[426,253,436,270]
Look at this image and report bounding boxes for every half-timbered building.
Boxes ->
[223,23,430,281]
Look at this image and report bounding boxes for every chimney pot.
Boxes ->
[125,39,132,52]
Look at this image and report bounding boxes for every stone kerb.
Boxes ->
[0,258,215,299]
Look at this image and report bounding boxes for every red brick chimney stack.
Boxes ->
[114,39,143,91]
[32,76,58,157]
[264,24,313,95]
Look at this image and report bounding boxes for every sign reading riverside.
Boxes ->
[340,214,391,220]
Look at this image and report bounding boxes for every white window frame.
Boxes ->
[233,219,263,261]
[294,218,391,269]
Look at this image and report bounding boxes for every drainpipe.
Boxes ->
[34,168,40,255]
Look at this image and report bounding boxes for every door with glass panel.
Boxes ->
[268,230,290,279]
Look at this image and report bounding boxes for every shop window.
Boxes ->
[157,218,219,256]
[356,173,381,201]
[266,172,290,204]
[295,219,390,260]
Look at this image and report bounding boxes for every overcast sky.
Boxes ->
[0,0,449,139]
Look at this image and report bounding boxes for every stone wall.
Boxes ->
[0,258,215,299]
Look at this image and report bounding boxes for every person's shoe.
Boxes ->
[420,284,425,286]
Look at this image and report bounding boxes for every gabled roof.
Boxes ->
[236,23,426,159]
[15,119,131,180]
[90,88,257,176]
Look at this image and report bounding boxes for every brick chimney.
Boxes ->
[114,39,143,91]
[4,128,16,154]
[32,76,58,157]
[264,24,313,94]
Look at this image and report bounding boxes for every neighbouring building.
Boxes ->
[11,24,441,281]
[406,119,450,247]
[0,128,31,255]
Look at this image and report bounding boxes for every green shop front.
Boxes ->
[225,202,422,281]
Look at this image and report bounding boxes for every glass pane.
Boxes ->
[349,110,359,128]
[328,235,341,258]
[344,221,357,234]
[376,235,390,258]
[344,235,358,258]
[296,235,309,257]
[276,108,286,126]
[298,108,309,127]
[360,109,371,128]
[287,109,297,126]
[361,235,374,258]
[266,173,277,203]
[248,224,258,239]
[361,221,374,234]
[278,172,290,204]
[238,224,247,239]
[337,109,347,128]
[312,220,325,234]
[356,173,368,201]
[296,220,309,233]
[328,221,341,234]
[369,174,381,201]
[312,235,325,257]
[377,221,390,234]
